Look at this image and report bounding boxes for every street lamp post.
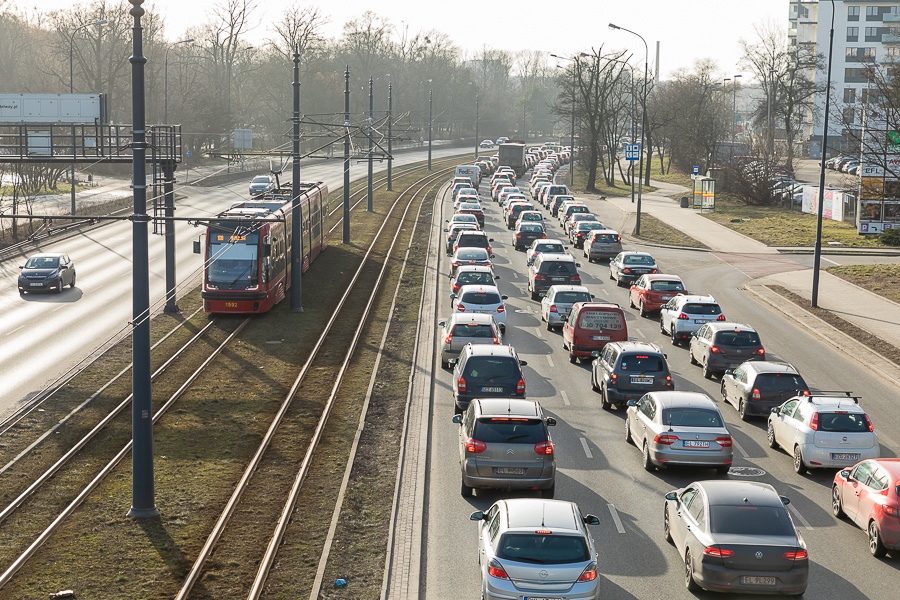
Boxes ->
[609,22,649,235]
[164,38,193,124]
[428,86,433,170]
[68,18,108,216]
[474,94,479,160]
[730,73,742,163]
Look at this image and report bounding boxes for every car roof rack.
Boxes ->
[805,390,860,404]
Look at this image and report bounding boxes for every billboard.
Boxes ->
[0,94,105,124]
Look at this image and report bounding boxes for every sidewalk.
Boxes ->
[595,178,900,388]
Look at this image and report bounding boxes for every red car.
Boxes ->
[832,458,900,557]
[629,274,687,317]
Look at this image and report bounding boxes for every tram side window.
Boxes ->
[311,196,322,245]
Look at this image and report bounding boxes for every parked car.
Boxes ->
[625,391,733,474]
[451,284,508,332]
[18,252,77,294]
[659,294,724,346]
[562,302,628,363]
[609,251,659,287]
[689,322,766,379]
[664,481,808,595]
[453,398,557,497]
[629,274,686,317]
[449,265,498,295]
[591,341,673,409]
[527,254,582,300]
[582,229,622,262]
[525,238,568,267]
[720,361,809,421]
[512,222,546,250]
[540,285,593,331]
[832,458,900,557]
[469,499,601,600]
[248,174,275,195]
[438,313,502,368]
[449,344,528,414]
[767,392,880,474]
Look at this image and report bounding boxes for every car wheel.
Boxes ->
[642,441,654,472]
[569,351,577,364]
[670,326,680,346]
[702,360,713,380]
[454,404,463,416]
[609,270,615,281]
[546,319,553,331]
[793,446,808,474]
[56,279,63,293]
[663,506,673,543]
[684,549,700,592]
[441,358,449,369]
[591,371,600,392]
[629,295,636,309]
[659,317,667,334]
[639,301,648,318]
[715,465,731,476]
[530,287,539,301]
[601,386,611,410]
[767,422,779,449]
[69,273,76,288]
[624,418,633,444]
[738,400,750,422]
[541,485,555,499]
[460,480,474,498]
[689,348,698,365]
[832,485,846,519]
[869,520,887,557]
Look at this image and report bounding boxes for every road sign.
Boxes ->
[186,150,191,157]
[692,165,699,175]
[625,143,640,161]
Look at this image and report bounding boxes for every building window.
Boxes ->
[865,27,880,41]
[843,107,856,124]
[866,6,882,21]
[888,46,900,57]
[848,26,859,41]
[864,47,877,59]
[848,5,860,21]
[846,47,857,58]
[844,88,856,104]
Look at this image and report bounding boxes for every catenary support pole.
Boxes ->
[163,159,178,313]
[387,82,393,191]
[291,52,303,312]
[343,66,351,244]
[427,88,433,170]
[812,0,836,308]
[367,76,374,212]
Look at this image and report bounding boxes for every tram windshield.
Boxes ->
[208,230,260,288]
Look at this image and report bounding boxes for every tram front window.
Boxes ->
[208,237,259,288]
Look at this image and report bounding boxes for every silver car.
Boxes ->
[582,229,622,262]
[248,174,274,195]
[625,391,733,474]
[438,313,502,368]
[540,285,594,330]
[469,498,601,600]
[453,398,556,496]
[451,284,508,331]
[659,294,723,346]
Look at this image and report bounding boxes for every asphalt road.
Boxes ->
[0,146,470,420]
[423,173,900,598]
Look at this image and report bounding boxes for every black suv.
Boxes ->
[527,254,581,300]
[591,341,673,410]
[720,361,809,421]
[449,344,528,414]
[689,322,765,379]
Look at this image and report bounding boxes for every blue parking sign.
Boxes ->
[692,165,699,175]
[625,144,640,161]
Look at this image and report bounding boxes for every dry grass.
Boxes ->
[826,264,900,304]
[632,214,709,249]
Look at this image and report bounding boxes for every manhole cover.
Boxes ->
[727,466,766,477]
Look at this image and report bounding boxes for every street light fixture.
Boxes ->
[68,18,108,216]
[609,22,649,236]
[164,38,193,124]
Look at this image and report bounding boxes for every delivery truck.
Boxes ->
[498,142,527,177]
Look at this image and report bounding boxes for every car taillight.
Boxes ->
[716,436,733,447]
[716,314,726,321]
[677,313,690,320]
[541,233,547,238]
[488,559,509,580]
[572,275,581,283]
[610,373,617,384]
[534,274,545,280]
[710,345,720,354]
[465,438,487,453]
[577,562,598,582]
[704,546,735,558]
[492,336,500,344]
[457,304,466,312]
[452,262,459,269]
[457,376,466,393]
[577,232,585,237]
[800,389,811,396]
[865,414,874,432]
[665,375,673,387]
[883,505,898,516]
[517,378,525,394]
[654,433,678,445]
[444,334,453,344]
[810,412,819,431]
[784,550,808,560]
[751,387,761,400]
[452,284,460,293]
[623,268,632,274]
[516,233,522,238]
[534,441,554,456]
[756,347,765,355]
[549,304,558,313]
[497,306,505,313]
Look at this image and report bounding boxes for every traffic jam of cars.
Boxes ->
[437,144,896,599]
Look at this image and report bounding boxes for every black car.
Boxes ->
[527,254,582,300]
[591,341,674,409]
[18,252,77,294]
[512,222,546,250]
[720,361,809,421]
[448,344,528,414]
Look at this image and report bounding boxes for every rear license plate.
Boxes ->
[683,440,710,448]
[741,576,776,586]
[481,387,503,393]
[694,319,709,324]
[494,467,525,475]
[831,453,860,461]
[591,335,610,341]
[630,376,653,384]
[524,597,562,600]
[550,277,565,282]
[661,295,671,300]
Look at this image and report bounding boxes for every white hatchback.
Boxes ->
[451,284,508,332]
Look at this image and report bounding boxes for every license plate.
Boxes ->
[481,387,503,393]
[494,467,525,475]
[683,440,710,448]
[741,576,776,586]
[29,283,43,287]
[661,295,671,300]
[524,597,562,600]
[591,335,610,341]
[832,453,860,461]
[694,319,709,324]
[630,376,653,384]
[550,277,566,282]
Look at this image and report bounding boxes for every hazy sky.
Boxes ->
[25,0,788,80]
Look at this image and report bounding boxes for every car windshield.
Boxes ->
[453,323,496,338]
[458,249,489,260]
[709,505,795,536]
[25,256,60,268]
[755,374,806,392]
[624,255,655,265]
[555,291,593,304]
[660,408,723,428]
[817,412,871,433]
[474,418,545,444]
[651,280,684,292]
[457,272,493,286]
[496,533,590,564]
[618,355,665,372]
[715,331,761,346]
[682,303,721,315]
[460,291,502,305]
[251,176,270,183]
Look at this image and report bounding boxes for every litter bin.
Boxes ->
[680,197,689,208]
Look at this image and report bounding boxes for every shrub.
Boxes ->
[881,228,900,246]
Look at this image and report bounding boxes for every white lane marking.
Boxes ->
[546,355,555,367]
[635,328,646,339]
[512,271,519,279]
[822,256,840,266]
[599,288,609,297]
[535,327,543,339]
[731,438,749,459]
[787,503,813,531]
[580,437,593,458]
[560,390,571,406]
[8,325,24,336]
[607,504,626,534]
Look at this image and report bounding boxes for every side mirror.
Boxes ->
[490,254,495,259]
[488,238,494,242]
[501,295,509,300]
[470,511,486,521]
[627,399,637,407]
[450,294,457,300]
[583,514,600,526]
[575,263,582,268]
[724,368,734,376]
[546,417,557,426]
[438,321,445,327]
[590,294,595,298]
[519,360,528,366]
[591,351,600,358]
[771,407,780,414]
[690,331,697,337]
[444,228,449,232]
[262,244,272,257]
[448,358,458,367]
[493,275,500,279]
[452,414,462,424]
[780,495,791,506]
[664,491,678,502]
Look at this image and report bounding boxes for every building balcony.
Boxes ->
[883,33,900,43]
[885,13,900,23]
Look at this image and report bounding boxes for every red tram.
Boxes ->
[198,181,328,314]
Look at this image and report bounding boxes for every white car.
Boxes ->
[450,284,508,332]
[767,393,880,474]
[658,294,722,345]
[525,238,568,266]
[479,139,494,148]
[540,285,593,330]
[249,175,275,195]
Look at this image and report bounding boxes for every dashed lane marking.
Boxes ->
[634,328,646,339]
[731,438,749,459]
[787,503,813,531]
[580,437,593,458]
[546,355,555,367]
[561,390,571,406]
[607,504,626,533]
[535,327,543,339]
[512,271,519,279]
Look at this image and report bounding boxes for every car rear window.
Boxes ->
[568,206,589,214]
[458,249,488,260]
[540,262,577,276]
[709,505,795,536]
[755,374,807,392]
[715,330,761,346]
[592,233,619,243]
[520,224,544,232]
[660,408,723,427]
[473,418,545,444]
[577,222,604,231]
[452,324,495,338]
[618,355,665,372]
[651,280,684,292]
[623,255,655,265]
[817,412,870,432]
[682,303,721,315]
[463,357,520,379]
[458,235,489,248]
[460,291,502,305]
[457,272,493,286]
[511,204,534,215]
[496,533,589,564]
[555,292,592,304]
[577,310,625,331]
[535,243,565,253]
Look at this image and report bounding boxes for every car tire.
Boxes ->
[659,317,667,334]
[642,441,654,472]
[56,280,63,293]
[702,360,713,380]
[670,326,680,346]
[624,418,633,444]
[531,289,539,301]
[69,273,76,288]
[715,465,731,476]
[629,295,636,309]
[664,506,673,544]
[767,422,779,449]
[738,399,750,422]
[639,301,648,318]
[869,520,887,557]
[546,319,553,331]
[609,270,615,281]
[684,549,700,592]
[832,485,846,519]
[793,446,808,474]
[441,358,449,369]
[460,480,474,498]
[541,485,555,499]
[569,351,577,364]
[591,371,600,392]
[689,349,698,365]
[600,386,611,410]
